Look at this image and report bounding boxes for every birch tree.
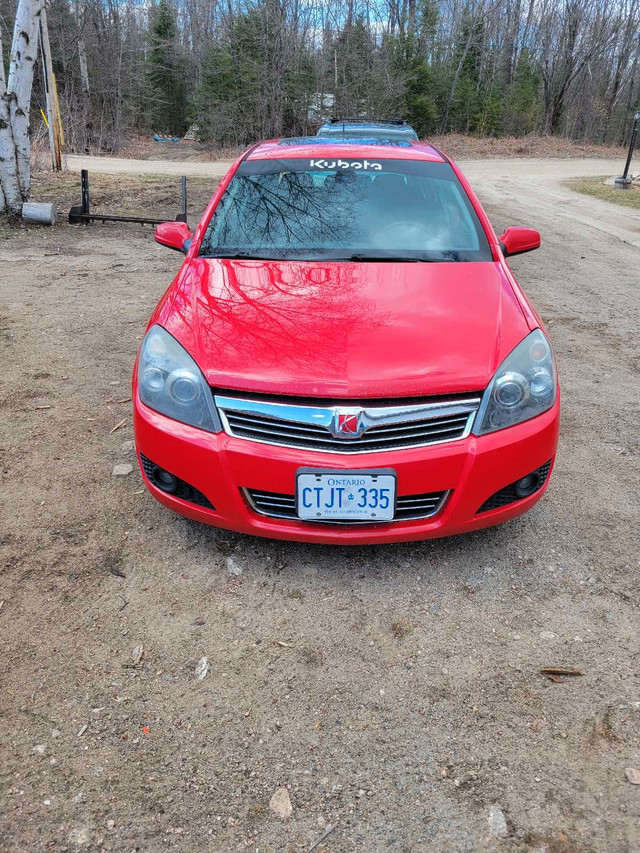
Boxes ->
[0,0,44,214]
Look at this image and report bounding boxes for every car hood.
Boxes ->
[160,258,531,398]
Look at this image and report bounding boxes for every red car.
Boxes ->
[133,137,559,544]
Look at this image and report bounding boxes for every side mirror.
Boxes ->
[498,226,540,257]
[155,221,192,253]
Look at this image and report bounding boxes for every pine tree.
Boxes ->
[146,0,186,136]
[405,57,439,137]
[502,51,543,136]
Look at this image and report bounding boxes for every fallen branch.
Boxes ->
[307,822,337,852]
[540,667,583,676]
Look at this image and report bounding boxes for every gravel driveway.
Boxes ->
[0,158,638,852]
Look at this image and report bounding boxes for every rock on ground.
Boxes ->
[112,463,133,476]
[67,826,90,846]
[226,555,243,575]
[488,805,508,838]
[269,787,293,819]
[195,657,210,681]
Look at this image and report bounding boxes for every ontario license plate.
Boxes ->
[296,469,396,521]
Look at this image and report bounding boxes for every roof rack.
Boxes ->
[327,117,409,126]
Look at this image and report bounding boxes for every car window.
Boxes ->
[200,158,491,262]
[318,126,418,141]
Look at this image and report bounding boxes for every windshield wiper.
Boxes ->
[341,253,429,263]
[203,251,284,260]
[203,251,446,263]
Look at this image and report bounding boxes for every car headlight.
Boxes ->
[137,325,221,432]
[473,329,557,435]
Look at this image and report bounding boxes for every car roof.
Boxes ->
[245,137,446,163]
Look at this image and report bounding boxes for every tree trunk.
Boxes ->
[0,0,44,214]
[440,23,475,133]
[77,38,93,152]
[0,46,22,213]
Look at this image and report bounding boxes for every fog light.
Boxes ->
[152,466,178,494]
[514,472,541,498]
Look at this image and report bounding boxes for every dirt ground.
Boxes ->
[0,158,639,853]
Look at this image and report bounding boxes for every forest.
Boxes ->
[1,0,639,153]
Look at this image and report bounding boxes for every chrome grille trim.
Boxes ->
[243,488,450,523]
[216,394,480,453]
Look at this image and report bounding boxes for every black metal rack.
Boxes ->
[69,170,188,226]
[327,117,410,126]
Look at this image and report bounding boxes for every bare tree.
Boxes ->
[0,0,44,213]
[2,0,636,163]
[534,0,617,133]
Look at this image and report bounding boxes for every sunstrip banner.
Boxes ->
[309,159,383,170]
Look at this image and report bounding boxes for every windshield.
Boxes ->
[200,158,491,262]
[318,126,418,141]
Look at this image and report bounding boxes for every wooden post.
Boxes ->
[39,7,61,171]
[51,72,64,148]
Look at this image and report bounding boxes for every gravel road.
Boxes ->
[1,157,638,852]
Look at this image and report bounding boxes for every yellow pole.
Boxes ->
[51,73,65,148]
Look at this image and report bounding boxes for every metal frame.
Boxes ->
[69,170,188,226]
[327,117,410,126]
[621,109,639,183]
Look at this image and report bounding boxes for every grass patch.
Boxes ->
[391,620,414,640]
[247,804,266,820]
[565,175,640,209]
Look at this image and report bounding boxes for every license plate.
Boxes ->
[296,469,396,521]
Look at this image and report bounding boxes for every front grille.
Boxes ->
[139,453,215,510]
[244,488,448,523]
[476,460,552,513]
[216,395,480,453]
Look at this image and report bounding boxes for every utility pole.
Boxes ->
[39,6,62,171]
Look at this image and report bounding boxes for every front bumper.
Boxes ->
[133,394,559,544]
